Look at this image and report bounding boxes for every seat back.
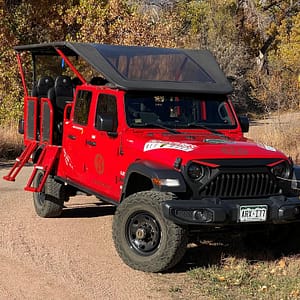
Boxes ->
[32,76,54,98]
[55,75,73,115]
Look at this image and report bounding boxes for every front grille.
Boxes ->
[199,171,280,198]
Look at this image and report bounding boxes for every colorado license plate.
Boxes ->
[239,205,268,222]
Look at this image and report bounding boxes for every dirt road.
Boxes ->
[0,163,169,300]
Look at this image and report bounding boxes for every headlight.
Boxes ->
[187,163,209,182]
[152,178,180,187]
[271,162,291,179]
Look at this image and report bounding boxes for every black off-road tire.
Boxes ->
[33,170,65,218]
[112,191,188,272]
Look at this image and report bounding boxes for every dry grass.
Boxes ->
[0,123,23,160]
[187,255,300,300]
[156,233,300,300]
[246,112,300,163]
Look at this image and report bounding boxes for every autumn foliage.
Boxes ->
[0,0,299,123]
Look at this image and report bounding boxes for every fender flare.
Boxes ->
[122,160,186,199]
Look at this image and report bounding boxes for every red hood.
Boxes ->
[123,130,287,167]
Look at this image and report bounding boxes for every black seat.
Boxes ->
[46,76,73,145]
[32,76,54,98]
[54,75,73,118]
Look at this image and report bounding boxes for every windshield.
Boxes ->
[125,94,237,130]
[94,45,214,83]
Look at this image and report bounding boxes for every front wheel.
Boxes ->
[33,170,65,217]
[112,191,188,272]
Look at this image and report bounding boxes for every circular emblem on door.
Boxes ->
[94,153,104,175]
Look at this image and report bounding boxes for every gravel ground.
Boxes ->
[0,164,169,300]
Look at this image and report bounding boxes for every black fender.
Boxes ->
[122,160,186,199]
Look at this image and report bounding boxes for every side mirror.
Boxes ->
[238,116,249,133]
[96,114,118,136]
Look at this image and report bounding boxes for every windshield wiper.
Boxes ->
[185,122,226,137]
[132,122,181,134]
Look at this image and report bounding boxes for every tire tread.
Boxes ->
[33,171,65,218]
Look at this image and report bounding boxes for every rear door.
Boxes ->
[62,88,93,183]
[83,91,123,201]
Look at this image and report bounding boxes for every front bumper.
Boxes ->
[162,196,300,226]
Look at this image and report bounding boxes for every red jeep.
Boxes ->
[3,42,300,272]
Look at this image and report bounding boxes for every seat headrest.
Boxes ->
[55,75,73,99]
[55,75,73,90]
[37,76,54,97]
[55,76,73,111]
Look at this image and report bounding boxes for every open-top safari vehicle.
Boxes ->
[3,42,300,272]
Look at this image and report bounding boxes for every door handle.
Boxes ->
[68,134,76,140]
[86,140,97,146]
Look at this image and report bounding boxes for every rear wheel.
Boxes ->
[113,191,188,272]
[33,170,65,217]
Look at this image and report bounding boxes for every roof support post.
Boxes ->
[55,48,87,84]
[16,52,28,97]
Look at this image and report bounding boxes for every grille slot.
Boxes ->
[200,171,280,198]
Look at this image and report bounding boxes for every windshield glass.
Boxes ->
[94,45,214,83]
[125,94,237,130]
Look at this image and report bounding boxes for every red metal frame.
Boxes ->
[16,53,28,97]
[200,100,207,120]
[2,141,38,181]
[64,102,73,121]
[25,145,60,192]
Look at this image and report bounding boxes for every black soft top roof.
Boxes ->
[15,42,232,94]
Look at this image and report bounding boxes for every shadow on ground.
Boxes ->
[61,202,116,218]
[60,202,300,273]
[172,229,300,273]
[0,161,16,169]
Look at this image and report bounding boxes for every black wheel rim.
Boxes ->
[126,212,161,256]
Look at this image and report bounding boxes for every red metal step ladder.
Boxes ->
[3,141,38,182]
[25,145,60,192]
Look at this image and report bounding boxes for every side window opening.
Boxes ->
[95,94,118,132]
[73,90,92,125]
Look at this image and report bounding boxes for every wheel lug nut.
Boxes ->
[136,228,146,239]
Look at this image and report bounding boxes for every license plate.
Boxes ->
[239,205,268,222]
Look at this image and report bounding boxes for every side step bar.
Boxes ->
[25,145,60,193]
[3,141,38,181]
